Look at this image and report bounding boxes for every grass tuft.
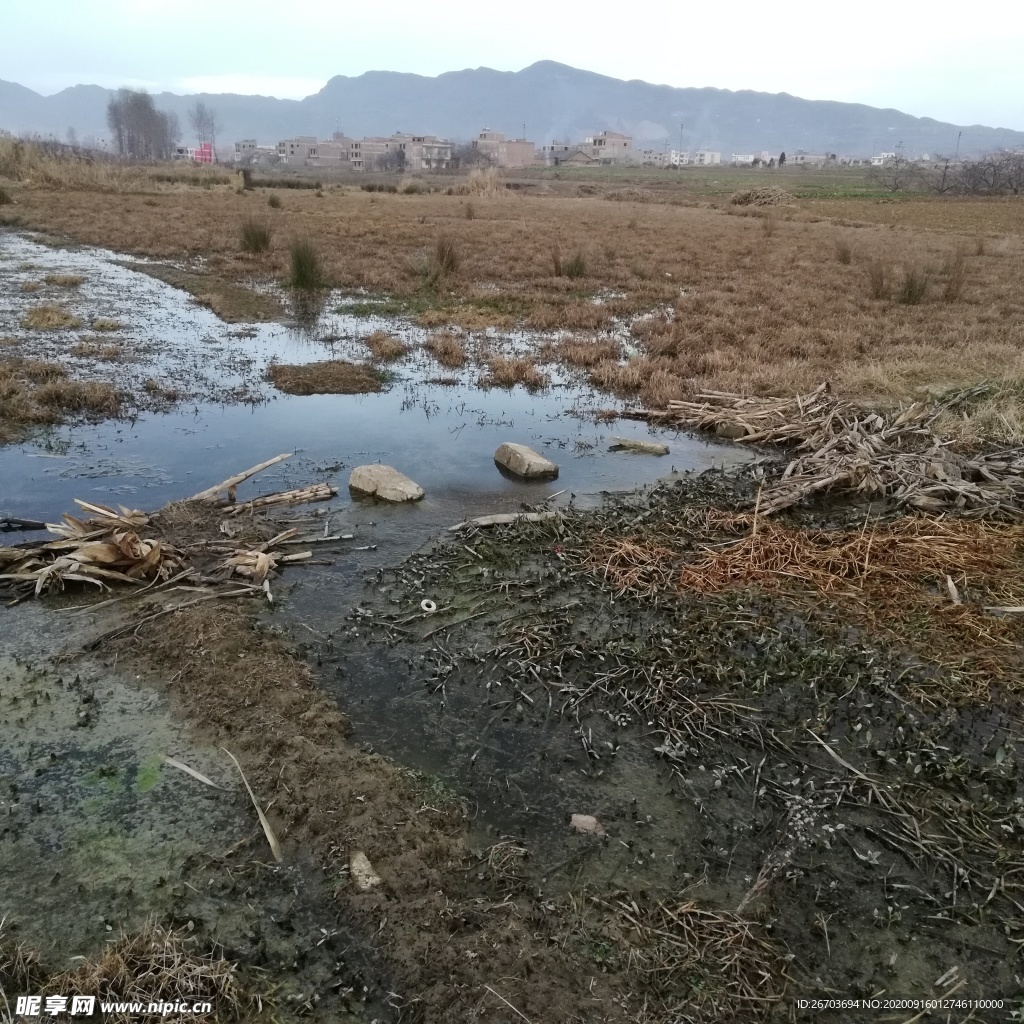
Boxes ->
[267,193,282,209]
[268,359,382,395]
[288,239,323,289]
[896,265,929,305]
[44,273,84,287]
[563,250,588,279]
[21,304,81,330]
[425,331,466,368]
[433,233,460,276]
[942,249,967,302]
[481,357,549,391]
[866,259,890,300]
[834,238,852,264]
[240,217,273,255]
[364,330,409,361]
[91,317,122,332]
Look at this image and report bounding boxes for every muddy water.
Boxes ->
[1,232,755,1016]
[1,231,745,531]
[0,606,390,1022]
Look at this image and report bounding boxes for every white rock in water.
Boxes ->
[349,465,424,502]
[609,438,670,455]
[349,850,382,891]
[494,442,559,479]
[570,813,606,836]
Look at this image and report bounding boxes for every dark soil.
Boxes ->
[334,466,1024,1022]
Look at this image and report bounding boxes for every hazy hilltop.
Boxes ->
[2,60,1023,156]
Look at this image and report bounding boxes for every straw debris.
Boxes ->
[634,383,1024,518]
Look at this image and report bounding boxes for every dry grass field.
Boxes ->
[4,160,1021,439]
[4,149,1024,1022]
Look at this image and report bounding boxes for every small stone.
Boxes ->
[608,438,670,455]
[349,850,382,891]
[494,442,558,479]
[715,422,748,440]
[349,465,424,502]
[570,813,606,836]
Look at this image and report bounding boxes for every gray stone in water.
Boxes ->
[609,437,670,455]
[494,442,559,480]
[348,465,424,502]
[715,421,749,440]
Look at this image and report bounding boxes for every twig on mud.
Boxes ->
[222,748,283,863]
[482,985,532,1024]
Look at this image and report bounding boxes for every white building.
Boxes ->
[694,150,721,166]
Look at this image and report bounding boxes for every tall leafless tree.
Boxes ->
[106,89,178,160]
[188,101,222,158]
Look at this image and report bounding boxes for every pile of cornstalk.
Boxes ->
[0,453,337,601]
[630,383,1024,518]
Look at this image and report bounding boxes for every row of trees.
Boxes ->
[874,147,1024,196]
[105,89,222,161]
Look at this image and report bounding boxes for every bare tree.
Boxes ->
[375,148,406,172]
[106,89,179,160]
[871,144,909,193]
[188,101,222,157]
[451,143,491,170]
[915,153,957,194]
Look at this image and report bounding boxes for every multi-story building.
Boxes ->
[694,150,721,166]
[582,131,633,164]
[471,129,536,168]
[276,136,318,163]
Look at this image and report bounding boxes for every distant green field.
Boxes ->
[514,162,894,199]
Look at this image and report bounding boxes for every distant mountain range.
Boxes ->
[2,61,1022,159]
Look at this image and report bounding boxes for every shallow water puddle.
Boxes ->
[1,231,747,532]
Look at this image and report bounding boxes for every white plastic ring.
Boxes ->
[420,599,437,614]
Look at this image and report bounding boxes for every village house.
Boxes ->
[276,136,318,163]
[268,132,452,171]
[694,150,721,165]
[582,131,633,164]
[471,129,536,168]
[791,150,834,167]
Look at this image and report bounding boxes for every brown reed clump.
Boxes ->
[21,304,82,330]
[363,330,409,361]
[425,330,466,368]
[267,360,383,395]
[43,922,250,1024]
[481,356,548,391]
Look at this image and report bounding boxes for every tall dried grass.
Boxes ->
[897,265,929,305]
[425,330,466,368]
[288,239,323,289]
[363,330,409,361]
[239,217,273,254]
[481,357,548,391]
[942,249,967,302]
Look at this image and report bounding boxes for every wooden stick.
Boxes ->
[449,511,559,532]
[188,453,293,502]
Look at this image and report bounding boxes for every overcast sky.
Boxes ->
[4,0,1023,130]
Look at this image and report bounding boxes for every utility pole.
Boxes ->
[954,130,962,160]
[679,123,684,155]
